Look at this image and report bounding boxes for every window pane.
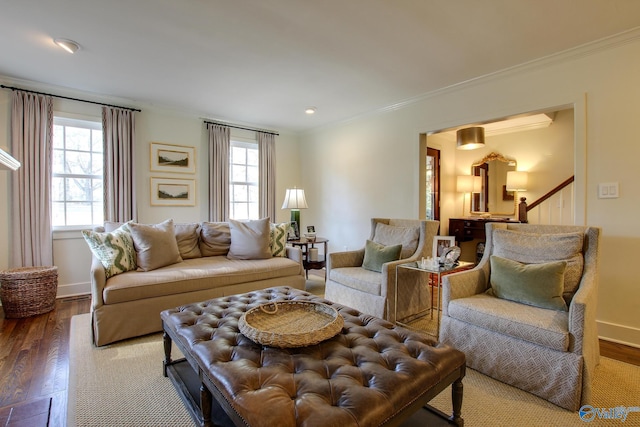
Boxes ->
[248,203,259,220]
[65,127,90,151]
[232,165,247,182]
[66,202,92,226]
[53,149,65,174]
[91,153,103,175]
[52,177,65,202]
[233,184,248,202]
[248,185,259,202]
[231,147,245,164]
[53,125,64,149]
[67,178,91,201]
[52,202,65,226]
[247,165,258,183]
[93,203,104,225]
[66,151,92,174]
[92,179,103,202]
[247,148,259,166]
[92,129,103,152]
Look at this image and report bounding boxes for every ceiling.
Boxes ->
[2,1,640,133]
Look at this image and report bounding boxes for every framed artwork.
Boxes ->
[307,226,315,233]
[150,142,196,174]
[150,177,196,206]
[433,236,455,259]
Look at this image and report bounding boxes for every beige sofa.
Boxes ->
[87,219,305,346]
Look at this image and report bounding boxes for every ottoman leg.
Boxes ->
[450,377,464,427]
[163,330,172,377]
[200,384,213,427]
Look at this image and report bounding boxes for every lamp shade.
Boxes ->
[456,127,485,150]
[506,171,528,191]
[456,175,475,193]
[281,188,308,210]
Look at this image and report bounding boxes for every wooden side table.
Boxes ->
[288,238,328,280]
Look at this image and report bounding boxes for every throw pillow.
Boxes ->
[490,255,568,311]
[227,218,272,260]
[82,226,137,278]
[373,223,420,259]
[270,222,289,257]
[127,219,183,271]
[174,223,202,259]
[199,222,231,256]
[492,229,584,301]
[362,239,402,273]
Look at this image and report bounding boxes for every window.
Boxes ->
[229,139,259,220]
[52,117,103,228]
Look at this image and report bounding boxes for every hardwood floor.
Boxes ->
[0,293,638,426]
[0,295,90,427]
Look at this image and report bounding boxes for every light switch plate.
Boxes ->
[598,182,619,199]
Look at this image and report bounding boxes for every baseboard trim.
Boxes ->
[56,281,90,299]
[597,320,640,349]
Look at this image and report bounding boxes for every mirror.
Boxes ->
[471,152,517,216]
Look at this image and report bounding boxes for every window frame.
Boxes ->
[229,137,259,221]
[51,114,104,231]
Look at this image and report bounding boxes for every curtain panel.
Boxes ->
[10,90,54,267]
[207,123,230,221]
[102,107,137,222]
[258,132,276,221]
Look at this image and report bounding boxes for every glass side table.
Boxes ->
[395,261,474,338]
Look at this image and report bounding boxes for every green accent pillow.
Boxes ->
[490,255,568,311]
[270,222,289,257]
[362,240,402,273]
[82,226,137,278]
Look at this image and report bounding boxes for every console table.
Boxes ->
[448,217,519,244]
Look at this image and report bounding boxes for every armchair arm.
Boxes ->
[568,262,598,355]
[327,249,365,271]
[441,264,490,317]
[90,256,106,310]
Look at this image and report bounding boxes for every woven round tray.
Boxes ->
[238,301,344,348]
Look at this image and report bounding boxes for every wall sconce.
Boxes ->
[456,127,485,150]
[281,187,308,236]
[506,171,529,223]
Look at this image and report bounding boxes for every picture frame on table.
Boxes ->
[287,221,300,240]
[150,142,196,174]
[433,236,455,259]
[150,177,196,206]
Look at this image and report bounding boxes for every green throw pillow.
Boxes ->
[82,226,137,278]
[362,240,402,273]
[490,255,568,311]
[270,222,289,257]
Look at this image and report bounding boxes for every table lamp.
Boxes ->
[281,187,308,237]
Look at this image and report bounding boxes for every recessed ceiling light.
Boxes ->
[305,107,317,115]
[54,38,80,54]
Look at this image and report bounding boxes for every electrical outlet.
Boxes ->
[598,182,619,199]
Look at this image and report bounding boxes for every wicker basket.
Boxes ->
[239,301,344,348]
[0,266,58,318]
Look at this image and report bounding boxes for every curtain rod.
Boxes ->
[0,84,141,112]
[203,119,279,136]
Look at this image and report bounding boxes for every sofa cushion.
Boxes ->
[200,222,231,256]
[102,256,301,304]
[373,223,419,259]
[492,229,584,302]
[128,219,182,271]
[270,222,289,257]
[490,255,568,311]
[174,223,202,259]
[82,225,137,278]
[448,293,569,351]
[227,218,272,260]
[362,240,402,273]
[329,267,383,295]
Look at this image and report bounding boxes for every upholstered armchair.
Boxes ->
[440,223,600,411]
[325,218,440,323]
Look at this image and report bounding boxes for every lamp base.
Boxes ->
[518,197,528,223]
[290,210,300,240]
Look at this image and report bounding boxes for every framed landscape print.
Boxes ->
[150,142,196,174]
[150,177,196,206]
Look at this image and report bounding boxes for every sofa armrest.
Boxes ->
[568,261,598,354]
[285,246,305,275]
[327,249,365,271]
[441,265,489,317]
[90,256,106,310]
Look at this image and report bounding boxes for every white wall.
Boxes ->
[0,85,300,296]
[299,32,640,347]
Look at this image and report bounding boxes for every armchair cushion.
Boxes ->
[492,229,584,302]
[490,255,568,311]
[362,240,402,272]
[372,223,419,259]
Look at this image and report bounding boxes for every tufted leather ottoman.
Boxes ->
[161,286,465,427]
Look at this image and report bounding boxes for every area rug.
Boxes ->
[68,313,640,427]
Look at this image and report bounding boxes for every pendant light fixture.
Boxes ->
[456,126,485,150]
